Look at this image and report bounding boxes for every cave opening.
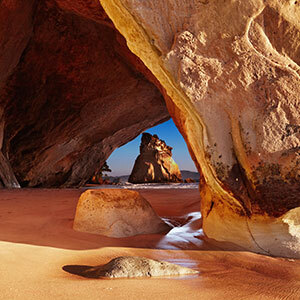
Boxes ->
[1,0,206,190]
[104,119,198,184]
[0,1,174,188]
[0,0,202,190]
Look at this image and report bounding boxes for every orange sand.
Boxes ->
[0,188,299,299]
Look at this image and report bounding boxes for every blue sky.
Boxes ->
[107,119,198,176]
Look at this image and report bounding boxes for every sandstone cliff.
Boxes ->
[129,133,182,183]
[100,0,300,258]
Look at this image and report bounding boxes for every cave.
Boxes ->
[1,0,300,261]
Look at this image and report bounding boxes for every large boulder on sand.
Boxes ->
[73,189,171,237]
[129,133,182,183]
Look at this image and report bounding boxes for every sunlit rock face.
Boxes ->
[129,132,182,183]
[100,0,300,257]
[0,0,169,187]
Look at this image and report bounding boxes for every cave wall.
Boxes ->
[0,0,169,187]
[100,0,300,257]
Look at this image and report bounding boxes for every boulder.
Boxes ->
[63,256,198,278]
[73,189,171,237]
[129,133,182,183]
[100,0,300,258]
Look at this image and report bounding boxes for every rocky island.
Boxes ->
[129,133,182,183]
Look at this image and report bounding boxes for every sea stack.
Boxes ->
[129,133,182,183]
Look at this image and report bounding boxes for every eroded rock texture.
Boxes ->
[0,0,169,187]
[100,0,300,257]
[129,132,182,183]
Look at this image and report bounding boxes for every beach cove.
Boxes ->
[0,188,299,299]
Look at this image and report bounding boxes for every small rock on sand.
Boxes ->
[63,256,199,278]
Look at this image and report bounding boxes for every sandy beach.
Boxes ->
[0,188,299,299]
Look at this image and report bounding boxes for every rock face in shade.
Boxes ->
[0,0,169,187]
[129,133,182,183]
[63,256,198,278]
[100,0,300,258]
[73,189,171,238]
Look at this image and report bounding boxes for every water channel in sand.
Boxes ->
[0,188,299,299]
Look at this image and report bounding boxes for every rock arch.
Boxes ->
[0,0,299,257]
[100,0,300,258]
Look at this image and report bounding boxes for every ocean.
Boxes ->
[85,182,199,189]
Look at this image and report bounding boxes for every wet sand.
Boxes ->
[0,188,299,299]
